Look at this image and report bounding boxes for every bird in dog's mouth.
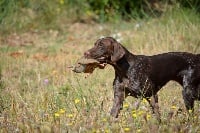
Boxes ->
[71,57,106,73]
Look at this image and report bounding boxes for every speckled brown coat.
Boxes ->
[84,37,200,119]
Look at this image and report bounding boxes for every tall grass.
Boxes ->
[0,4,200,133]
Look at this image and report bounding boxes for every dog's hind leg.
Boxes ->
[182,68,195,112]
[182,88,195,112]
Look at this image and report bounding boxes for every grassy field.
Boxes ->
[0,8,200,132]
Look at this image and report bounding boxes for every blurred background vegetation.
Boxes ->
[0,0,199,34]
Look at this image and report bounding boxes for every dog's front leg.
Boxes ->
[110,82,125,118]
[147,94,161,122]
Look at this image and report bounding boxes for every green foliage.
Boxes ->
[0,0,199,33]
[0,0,30,31]
[178,0,200,12]
[0,0,29,23]
[0,0,59,34]
[88,0,149,21]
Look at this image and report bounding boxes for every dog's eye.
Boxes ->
[98,43,103,47]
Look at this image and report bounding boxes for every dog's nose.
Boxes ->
[84,51,90,57]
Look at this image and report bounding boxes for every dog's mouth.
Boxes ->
[95,55,110,63]
[92,57,107,69]
[97,62,107,69]
[97,56,106,61]
[72,56,107,73]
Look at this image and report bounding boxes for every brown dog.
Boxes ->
[83,37,200,119]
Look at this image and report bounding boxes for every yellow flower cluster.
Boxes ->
[67,114,73,118]
[132,110,141,118]
[54,108,75,120]
[123,127,142,132]
[132,110,151,120]
[53,98,80,118]
[54,108,66,117]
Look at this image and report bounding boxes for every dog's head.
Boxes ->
[84,37,125,64]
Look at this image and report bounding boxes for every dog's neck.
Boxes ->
[110,51,136,80]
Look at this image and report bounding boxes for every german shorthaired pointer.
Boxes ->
[84,37,200,118]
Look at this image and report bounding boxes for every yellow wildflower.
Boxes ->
[75,99,80,104]
[67,114,73,118]
[105,129,110,133]
[171,105,177,109]
[142,98,148,104]
[188,109,193,113]
[123,103,129,108]
[146,114,151,120]
[137,129,141,132]
[132,110,136,113]
[132,113,137,118]
[59,0,64,5]
[54,113,60,117]
[138,110,144,116]
[67,123,73,126]
[102,118,107,122]
[124,127,130,132]
[59,109,65,114]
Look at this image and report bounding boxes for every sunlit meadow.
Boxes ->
[0,8,200,132]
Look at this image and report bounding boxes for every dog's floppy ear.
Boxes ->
[111,41,125,62]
